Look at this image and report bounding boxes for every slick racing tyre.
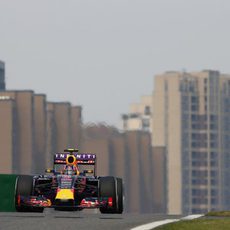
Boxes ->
[15,175,44,212]
[116,178,123,214]
[99,177,123,214]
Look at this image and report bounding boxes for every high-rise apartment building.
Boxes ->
[152,70,230,214]
[121,95,152,132]
[0,61,5,90]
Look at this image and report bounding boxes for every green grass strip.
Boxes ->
[155,218,230,230]
[205,211,230,217]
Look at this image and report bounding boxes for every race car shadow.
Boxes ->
[54,216,84,219]
[0,215,45,218]
[99,216,123,220]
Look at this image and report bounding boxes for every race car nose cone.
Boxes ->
[55,189,74,200]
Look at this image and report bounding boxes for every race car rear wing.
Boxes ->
[54,153,96,165]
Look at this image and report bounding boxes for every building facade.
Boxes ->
[152,70,230,214]
[0,91,35,174]
[0,96,15,173]
[46,102,83,168]
[0,61,5,90]
[82,124,153,213]
[33,94,47,173]
[121,95,152,132]
[0,91,82,174]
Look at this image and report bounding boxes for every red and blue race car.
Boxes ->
[15,149,123,214]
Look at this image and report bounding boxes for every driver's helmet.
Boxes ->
[63,165,77,175]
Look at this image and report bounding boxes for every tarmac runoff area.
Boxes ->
[130,214,204,230]
[0,210,186,230]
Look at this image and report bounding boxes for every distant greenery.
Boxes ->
[154,218,230,230]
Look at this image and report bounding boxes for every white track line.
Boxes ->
[181,214,204,220]
[130,214,204,230]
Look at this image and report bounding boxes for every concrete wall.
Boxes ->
[82,124,153,213]
[0,99,15,173]
[82,138,110,176]
[152,147,166,213]
[139,132,153,213]
[124,131,141,213]
[33,94,47,173]
[0,92,82,174]
[0,91,34,174]
[70,106,82,149]
[15,91,34,174]
[46,103,82,164]
[46,103,56,168]
[53,102,71,152]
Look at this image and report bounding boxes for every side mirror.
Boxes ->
[45,169,54,173]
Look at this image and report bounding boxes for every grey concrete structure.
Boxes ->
[70,106,82,149]
[124,131,142,213]
[33,94,47,173]
[0,61,5,90]
[82,138,110,176]
[46,102,83,168]
[48,102,72,152]
[0,89,82,174]
[0,91,34,174]
[139,132,153,213]
[52,102,71,152]
[151,146,166,213]
[82,124,153,213]
[46,103,56,168]
[0,97,15,173]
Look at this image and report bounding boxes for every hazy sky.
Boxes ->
[0,0,230,126]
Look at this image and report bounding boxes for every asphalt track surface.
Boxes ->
[0,209,182,230]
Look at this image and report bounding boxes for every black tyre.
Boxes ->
[99,177,123,214]
[15,175,44,212]
[116,178,123,214]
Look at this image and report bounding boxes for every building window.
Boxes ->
[191,105,198,111]
[142,118,150,128]
[191,96,198,103]
[211,189,218,196]
[211,198,218,205]
[144,106,151,115]
[130,113,139,118]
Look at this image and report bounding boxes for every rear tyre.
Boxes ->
[99,177,123,214]
[15,175,44,213]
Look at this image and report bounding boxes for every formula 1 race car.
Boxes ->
[15,149,123,214]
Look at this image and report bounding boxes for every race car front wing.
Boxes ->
[16,195,113,209]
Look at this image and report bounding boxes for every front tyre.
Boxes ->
[15,175,44,213]
[116,178,123,214]
[99,177,123,214]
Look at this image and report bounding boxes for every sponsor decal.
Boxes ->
[55,153,96,159]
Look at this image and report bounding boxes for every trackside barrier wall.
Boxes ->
[0,174,17,211]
